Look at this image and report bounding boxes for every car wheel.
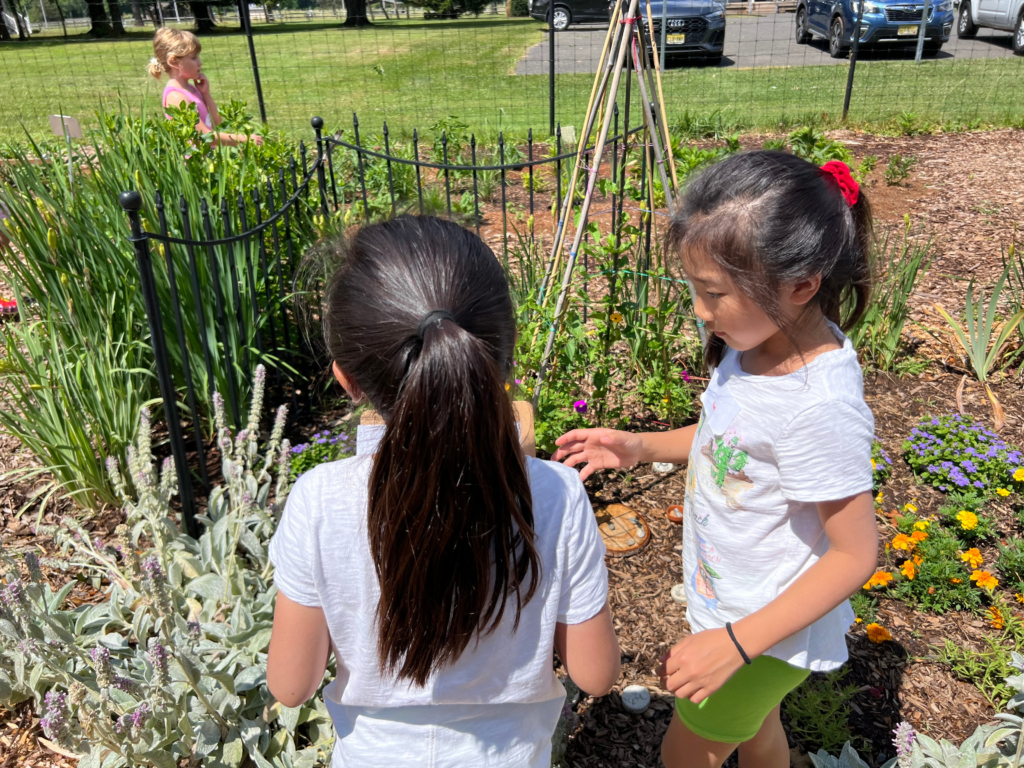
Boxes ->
[1014,11,1024,54]
[552,5,570,30]
[957,2,977,37]
[829,16,848,57]
[795,5,812,43]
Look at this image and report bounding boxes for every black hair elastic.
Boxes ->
[416,309,456,339]
[725,622,752,665]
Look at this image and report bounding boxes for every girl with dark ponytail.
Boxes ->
[554,153,879,768]
[266,215,619,767]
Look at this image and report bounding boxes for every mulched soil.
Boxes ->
[2,127,1024,768]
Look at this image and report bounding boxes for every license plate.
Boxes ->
[666,33,687,43]
[898,24,919,34]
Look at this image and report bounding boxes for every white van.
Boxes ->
[957,0,1024,54]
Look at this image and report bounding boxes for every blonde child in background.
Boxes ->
[148,28,262,147]
[554,152,880,768]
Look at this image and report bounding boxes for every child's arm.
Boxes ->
[555,602,620,696]
[267,591,332,707]
[660,491,877,703]
[553,424,699,480]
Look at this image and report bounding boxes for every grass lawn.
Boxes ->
[0,17,1021,142]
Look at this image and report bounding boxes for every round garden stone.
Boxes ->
[621,685,651,713]
[670,583,687,606]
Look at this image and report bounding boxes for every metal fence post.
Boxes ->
[119,191,199,538]
[238,0,268,125]
[312,117,330,220]
[914,0,932,62]
[549,4,556,135]
[842,0,866,121]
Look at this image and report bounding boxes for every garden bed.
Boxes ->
[1,125,1024,768]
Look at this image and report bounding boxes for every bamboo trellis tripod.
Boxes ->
[531,0,707,411]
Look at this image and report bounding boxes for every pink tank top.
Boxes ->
[163,83,212,129]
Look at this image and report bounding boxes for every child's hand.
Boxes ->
[657,629,746,704]
[552,428,644,480]
[193,74,211,97]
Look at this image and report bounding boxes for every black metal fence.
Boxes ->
[3,0,1022,142]
[118,113,650,531]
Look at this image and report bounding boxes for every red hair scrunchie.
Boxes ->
[820,160,859,208]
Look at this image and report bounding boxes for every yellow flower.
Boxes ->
[901,560,917,581]
[989,607,1005,630]
[863,571,894,590]
[970,570,999,591]
[913,520,930,531]
[997,488,1012,497]
[956,510,979,531]
[610,312,624,324]
[875,491,884,506]
[505,383,511,391]
[1016,593,1024,605]
[904,502,918,513]
[1015,468,1024,483]
[892,534,915,551]
[961,548,984,569]
[855,617,863,624]
[866,623,893,643]
[871,459,877,470]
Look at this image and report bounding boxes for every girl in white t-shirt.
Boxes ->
[553,153,879,768]
[266,215,620,767]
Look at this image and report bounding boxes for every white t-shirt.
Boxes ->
[268,453,608,767]
[682,329,873,672]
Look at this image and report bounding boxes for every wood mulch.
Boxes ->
[2,127,1024,768]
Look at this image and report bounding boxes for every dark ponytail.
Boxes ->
[667,151,873,369]
[322,215,540,686]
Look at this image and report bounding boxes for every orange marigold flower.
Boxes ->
[989,607,1005,630]
[892,534,915,551]
[910,530,928,544]
[950,578,963,584]
[901,560,917,580]
[866,623,893,643]
[863,571,895,590]
[970,570,999,591]
[961,548,984,569]
[913,555,923,565]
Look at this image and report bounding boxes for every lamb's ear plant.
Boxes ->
[934,263,1024,430]
[816,653,1024,768]
[0,366,335,768]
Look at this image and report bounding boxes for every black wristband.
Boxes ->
[725,622,752,665]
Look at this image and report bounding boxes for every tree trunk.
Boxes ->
[263,2,273,21]
[85,0,111,35]
[105,0,124,32]
[0,0,12,41]
[187,1,215,30]
[131,0,146,25]
[10,0,29,37]
[341,0,371,25]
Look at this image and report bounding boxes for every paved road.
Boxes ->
[514,13,1018,73]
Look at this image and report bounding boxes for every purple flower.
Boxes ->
[573,400,588,415]
[515,378,522,385]
[316,438,327,444]
[187,621,202,641]
[893,721,917,760]
[681,370,691,383]
[141,555,165,582]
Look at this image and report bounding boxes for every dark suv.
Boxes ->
[529,0,610,29]
[795,0,954,57]
[633,0,727,64]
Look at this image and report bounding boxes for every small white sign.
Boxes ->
[48,114,83,139]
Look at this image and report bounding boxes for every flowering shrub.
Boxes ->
[872,440,892,490]
[903,413,1023,494]
[0,366,335,768]
[885,517,982,614]
[290,427,354,480]
[937,492,996,542]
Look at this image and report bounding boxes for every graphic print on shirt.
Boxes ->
[690,531,722,610]
[696,429,753,510]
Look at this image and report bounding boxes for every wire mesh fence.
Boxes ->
[1,0,1022,141]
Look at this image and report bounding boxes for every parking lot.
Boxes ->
[515,12,1019,73]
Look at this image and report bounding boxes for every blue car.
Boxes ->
[795,0,954,57]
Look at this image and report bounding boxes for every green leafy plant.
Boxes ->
[786,127,852,166]
[938,611,1024,709]
[998,541,1024,594]
[886,521,982,614]
[289,426,356,480]
[934,263,1024,428]
[783,671,865,754]
[0,366,335,768]
[852,155,877,182]
[849,592,878,624]
[938,493,996,543]
[884,154,916,185]
[846,219,932,372]
[872,439,893,490]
